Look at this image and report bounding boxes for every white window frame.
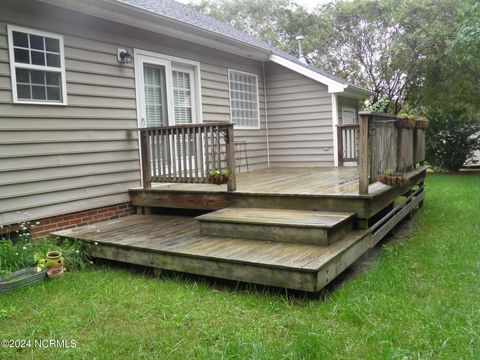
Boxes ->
[341,107,357,125]
[228,69,261,130]
[134,49,203,128]
[7,24,67,105]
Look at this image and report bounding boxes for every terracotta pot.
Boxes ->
[206,175,229,185]
[46,251,64,269]
[396,118,416,129]
[415,119,429,129]
[47,267,64,279]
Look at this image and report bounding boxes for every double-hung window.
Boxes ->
[7,25,67,105]
[228,69,260,129]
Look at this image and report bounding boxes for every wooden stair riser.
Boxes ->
[199,219,353,246]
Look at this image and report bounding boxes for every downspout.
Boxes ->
[331,93,339,167]
[262,61,270,167]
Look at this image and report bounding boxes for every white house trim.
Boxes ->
[331,94,339,167]
[269,54,347,93]
[269,54,376,97]
[133,48,203,127]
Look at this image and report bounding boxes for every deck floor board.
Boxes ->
[142,167,389,196]
[53,215,368,272]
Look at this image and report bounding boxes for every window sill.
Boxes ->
[13,99,68,106]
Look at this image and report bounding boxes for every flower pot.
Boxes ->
[0,268,47,293]
[415,119,429,129]
[47,267,64,279]
[396,118,416,129]
[378,175,407,186]
[45,251,64,269]
[206,175,229,185]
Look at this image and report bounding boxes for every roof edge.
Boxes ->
[269,54,375,97]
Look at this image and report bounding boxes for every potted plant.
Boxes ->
[396,114,416,129]
[205,168,231,185]
[415,117,429,129]
[377,169,408,186]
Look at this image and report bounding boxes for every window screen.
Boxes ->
[228,70,259,129]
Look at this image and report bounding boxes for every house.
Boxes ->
[1,0,427,291]
[0,0,373,230]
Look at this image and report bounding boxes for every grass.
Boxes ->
[1,174,479,359]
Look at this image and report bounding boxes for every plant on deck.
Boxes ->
[205,168,232,185]
[377,168,408,186]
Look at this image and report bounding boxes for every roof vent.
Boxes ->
[295,35,307,64]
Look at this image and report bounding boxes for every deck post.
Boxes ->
[337,126,344,166]
[358,114,369,195]
[225,124,237,192]
[139,129,151,189]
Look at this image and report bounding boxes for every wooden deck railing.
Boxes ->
[139,123,236,191]
[337,124,359,165]
[358,112,427,194]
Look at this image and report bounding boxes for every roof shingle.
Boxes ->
[116,0,369,91]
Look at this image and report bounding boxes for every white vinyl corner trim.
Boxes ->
[269,54,347,93]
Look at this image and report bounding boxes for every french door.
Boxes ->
[135,52,199,180]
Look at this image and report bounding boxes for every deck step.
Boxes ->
[196,207,355,246]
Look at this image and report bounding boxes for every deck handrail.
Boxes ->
[337,124,360,166]
[139,123,236,191]
[358,113,427,194]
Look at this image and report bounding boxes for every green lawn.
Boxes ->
[1,174,479,359]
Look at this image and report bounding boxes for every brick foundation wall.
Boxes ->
[31,203,136,238]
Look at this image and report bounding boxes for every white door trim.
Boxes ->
[134,48,202,128]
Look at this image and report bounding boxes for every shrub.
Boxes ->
[425,108,480,171]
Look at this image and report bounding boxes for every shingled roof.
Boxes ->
[114,0,372,94]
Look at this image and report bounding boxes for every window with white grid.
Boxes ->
[228,70,260,129]
[7,25,66,105]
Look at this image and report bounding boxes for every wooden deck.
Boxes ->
[53,214,371,291]
[147,167,388,196]
[130,166,428,228]
[53,177,425,291]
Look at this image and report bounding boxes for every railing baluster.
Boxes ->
[188,128,193,182]
[216,125,221,170]
[209,125,215,170]
[199,127,205,181]
[137,123,236,190]
[205,126,210,174]
[172,128,177,182]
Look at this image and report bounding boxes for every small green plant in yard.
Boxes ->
[0,174,479,359]
[0,218,91,278]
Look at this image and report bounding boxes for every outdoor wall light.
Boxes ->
[117,48,133,64]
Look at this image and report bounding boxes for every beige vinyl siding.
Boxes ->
[0,1,269,224]
[265,62,334,167]
[0,11,140,225]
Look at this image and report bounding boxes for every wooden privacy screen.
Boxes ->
[358,112,427,194]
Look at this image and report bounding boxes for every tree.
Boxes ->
[191,0,318,52]
[425,109,480,171]
[192,0,472,112]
